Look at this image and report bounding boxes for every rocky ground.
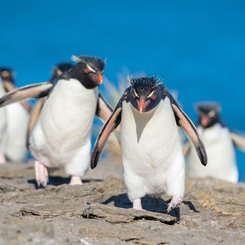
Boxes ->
[0,159,245,245]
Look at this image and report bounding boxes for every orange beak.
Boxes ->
[139,98,145,113]
[201,115,210,127]
[96,73,103,85]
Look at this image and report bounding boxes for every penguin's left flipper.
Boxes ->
[3,80,32,112]
[95,94,113,122]
[0,82,53,107]
[167,92,207,166]
[91,90,129,169]
[230,132,245,151]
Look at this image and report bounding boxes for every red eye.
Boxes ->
[84,68,91,74]
[151,94,157,100]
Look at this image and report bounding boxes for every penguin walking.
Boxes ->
[91,77,207,212]
[0,56,113,186]
[0,68,31,163]
[185,103,245,183]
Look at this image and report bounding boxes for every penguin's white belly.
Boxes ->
[121,98,185,201]
[186,125,238,183]
[4,103,29,161]
[30,79,98,173]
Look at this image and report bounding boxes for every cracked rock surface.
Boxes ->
[0,161,244,245]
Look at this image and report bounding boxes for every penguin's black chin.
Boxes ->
[136,100,159,114]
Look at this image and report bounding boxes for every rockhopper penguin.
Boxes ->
[0,56,113,186]
[185,103,245,183]
[91,77,207,212]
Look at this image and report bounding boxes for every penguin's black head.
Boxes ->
[196,103,221,128]
[50,62,73,82]
[69,55,105,89]
[129,76,163,113]
[0,67,15,84]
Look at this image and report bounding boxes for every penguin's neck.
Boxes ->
[54,78,98,102]
[199,123,225,142]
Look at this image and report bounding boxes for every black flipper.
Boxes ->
[91,89,129,169]
[230,132,245,151]
[166,91,208,166]
[95,93,113,122]
[0,82,53,107]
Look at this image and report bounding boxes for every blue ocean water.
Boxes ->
[0,0,245,181]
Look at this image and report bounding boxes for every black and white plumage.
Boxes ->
[91,77,207,212]
[0,68,30,163]
[0,56,113,186]
[185,103,245,183]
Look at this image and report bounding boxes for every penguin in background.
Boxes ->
[91,77,207,212]
[0,55,113,186]
[0,74,7,164]
[185,102,245,183]
[0,68,31,163]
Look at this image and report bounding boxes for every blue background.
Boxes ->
[1,0,245,181]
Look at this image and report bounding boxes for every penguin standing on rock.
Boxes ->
[91,77,207,212]
[185,103,245,183]
[0,68,31,163]
[0,56,113,186]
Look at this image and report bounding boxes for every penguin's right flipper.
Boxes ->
[230,132,245,151]
[26,97,47,148]
[91,104,122,169]
[91,89,129,169]
[0,82,53,107]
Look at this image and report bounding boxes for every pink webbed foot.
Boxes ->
[35,160,49,187]
[167,196,182,213]
[69,176,83,185]
[0,152,6,164]
[133,198,143,210]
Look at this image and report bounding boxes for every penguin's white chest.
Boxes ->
[120,98,185,200]
[186,124,238,183]
[30,79,98,167]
